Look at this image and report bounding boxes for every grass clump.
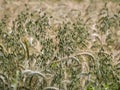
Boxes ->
[0,1,120,90]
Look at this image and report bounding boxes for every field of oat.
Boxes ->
[0,0,120,90]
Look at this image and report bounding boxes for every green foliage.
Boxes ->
[0,2,120,90]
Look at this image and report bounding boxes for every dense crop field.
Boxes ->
[0,0,120,90]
